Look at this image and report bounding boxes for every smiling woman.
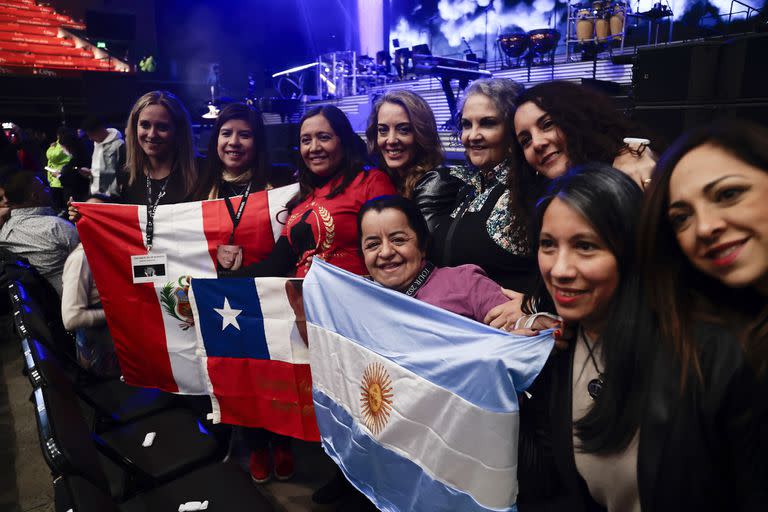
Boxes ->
[429,78,536,331]
[639,119,768,379]
[366,90,462,233]
[357,195,508,323]
[222,105,395,279]
[117,90,200,205]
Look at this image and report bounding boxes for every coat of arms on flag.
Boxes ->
[75,185,322,440]
[303,258,554,511]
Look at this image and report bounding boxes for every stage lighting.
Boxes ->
[477,0,491,7]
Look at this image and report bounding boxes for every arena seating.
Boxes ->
[0,0,126,72]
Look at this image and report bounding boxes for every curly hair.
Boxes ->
[365,90,443,198]
[124,90,197,197]
[513,81,643,173]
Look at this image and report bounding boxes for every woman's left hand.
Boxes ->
[484,287,524,330]
[612,145,657,190]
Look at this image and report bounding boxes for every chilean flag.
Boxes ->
[188,277,319,441]
[75,184,298,397]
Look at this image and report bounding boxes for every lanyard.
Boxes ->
[403,262,435,297]
[145,174,169,252]
[223,181,252,244]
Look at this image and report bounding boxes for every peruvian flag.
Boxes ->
[75,184,319,439]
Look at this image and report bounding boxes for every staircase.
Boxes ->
[0,0,129,73]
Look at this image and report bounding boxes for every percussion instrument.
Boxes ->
[576,6,594,42]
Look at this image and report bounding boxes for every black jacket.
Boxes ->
[519,323,766,512]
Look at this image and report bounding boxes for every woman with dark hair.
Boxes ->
[639,119,768,378]
[513,81,657,189]
[517,163,762,511]
[365,90,461,232]
[198,102,272,200]
[358,195,508,322]
[225,104,395,277]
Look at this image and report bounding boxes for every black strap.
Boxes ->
[145,175,169,251]
[403,261,435,297]
[223,181,252,244]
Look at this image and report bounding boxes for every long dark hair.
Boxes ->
[286,105,371,212]
[525,163,653,454]
[199,102,271,197]
[639,119,768,380]
[513,81,646,171]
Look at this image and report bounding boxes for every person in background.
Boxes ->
[61,194,120,378]
[80,116,125,197]
[358,194,508,323]
[365,90,462,233]
[0,171,78,296]
[44,126,71,210]
[58,128,91,203]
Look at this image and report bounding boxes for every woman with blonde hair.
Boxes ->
[119,90,200,204]
[366,90,461,232]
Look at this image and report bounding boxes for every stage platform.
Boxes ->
[261,55,633,158]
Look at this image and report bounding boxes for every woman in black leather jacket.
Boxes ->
[366,89,461,233]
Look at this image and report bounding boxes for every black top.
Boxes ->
[518,322,767,512]
[117,170,192,206]
[411,167,463,234]
[430,183,536,294]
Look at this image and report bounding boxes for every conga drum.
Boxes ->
[593,1,610,42]
[610,2,626,40]
[576,6,594,42]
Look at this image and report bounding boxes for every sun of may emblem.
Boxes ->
[360,362,393,435]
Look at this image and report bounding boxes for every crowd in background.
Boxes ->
[0,78,766,511]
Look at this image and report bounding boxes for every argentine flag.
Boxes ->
[303,259,554,512]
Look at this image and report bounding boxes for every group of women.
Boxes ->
[70,79,767,511]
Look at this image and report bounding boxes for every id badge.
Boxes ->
[131,254,168,283]
[216,244,243,270]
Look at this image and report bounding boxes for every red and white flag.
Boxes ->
[75,185,298,397]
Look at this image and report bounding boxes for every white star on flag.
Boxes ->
[214,297,242,331]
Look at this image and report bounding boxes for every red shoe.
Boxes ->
[249,448,272,484]
[272,443,294,481]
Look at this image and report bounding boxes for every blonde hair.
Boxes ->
[124,90,197,196]
[365,90,443,198]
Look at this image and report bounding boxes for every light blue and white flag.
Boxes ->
[303,259,554,512]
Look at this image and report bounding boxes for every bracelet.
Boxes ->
[513,312,563,330]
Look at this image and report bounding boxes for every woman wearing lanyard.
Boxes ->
[223,104,395,279]
[198,102,298,483]
[196,102,282,270]
[67,90,199,221]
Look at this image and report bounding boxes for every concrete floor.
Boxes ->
[0,323,346,512]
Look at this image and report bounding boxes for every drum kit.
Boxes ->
[574,1,629,45]
[498,29,561,68]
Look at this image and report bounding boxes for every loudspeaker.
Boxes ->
[717,33,768,100]
[633,42,721,102]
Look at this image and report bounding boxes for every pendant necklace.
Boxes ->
[582,332,605,400]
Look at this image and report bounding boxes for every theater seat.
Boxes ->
[9,280,177,425]
[31,341,225,490]
[34,344,274,511]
